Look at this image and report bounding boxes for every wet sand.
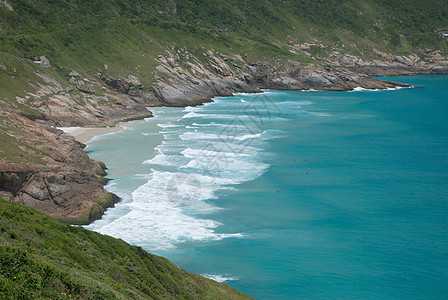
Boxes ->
[58,121,141,143]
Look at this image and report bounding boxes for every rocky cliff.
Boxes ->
[0,112,119,224]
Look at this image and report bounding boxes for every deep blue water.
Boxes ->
[85,75,448,299]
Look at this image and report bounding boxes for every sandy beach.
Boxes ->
[58,120,141,143]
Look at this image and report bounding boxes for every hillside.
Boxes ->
[1,0,447,71]
[1,0,447,99]
[0,0,447,250]
[0,197,253,299]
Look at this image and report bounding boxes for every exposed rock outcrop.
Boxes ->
[0,113,119,224]
[76,83,95,94]
[69,70,81,77]
[33,56,51,68]
[0,0,13,11]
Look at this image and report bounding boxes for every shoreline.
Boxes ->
[58,120,143,144]
[59,78,417,145]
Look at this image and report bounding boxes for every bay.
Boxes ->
[85,75,448,299]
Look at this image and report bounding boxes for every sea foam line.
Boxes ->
[350,86,412,92]
[202,274,239,283]
[88,170,244,250]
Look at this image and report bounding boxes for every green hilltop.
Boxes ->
[1,0,447,94]
[0,197,253,299]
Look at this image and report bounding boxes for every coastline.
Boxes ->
[2,72,445,226]
[58,120,143,144]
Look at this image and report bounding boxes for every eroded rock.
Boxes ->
[0,0,13,11]
[76,83,95,94]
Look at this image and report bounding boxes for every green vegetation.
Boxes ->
[1,0,447,93]
[0,131,42,164]
[0,0,446,111]
[0,197,253,299]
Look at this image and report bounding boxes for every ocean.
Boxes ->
[85,75,448,299]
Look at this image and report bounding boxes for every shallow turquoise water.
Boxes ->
[85,75,448,299]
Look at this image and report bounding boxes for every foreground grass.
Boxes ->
[0,198,253,299]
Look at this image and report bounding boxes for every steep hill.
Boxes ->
[1,0,447,70]
[1,0,447,97]
[0,197,253,299]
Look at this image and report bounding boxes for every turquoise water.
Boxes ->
[85,75,448,299]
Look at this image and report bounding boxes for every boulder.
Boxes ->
[104,76,130,93]
[40,56,51,67]
[127,75,143,89]
[0,0,13,11]
[69,70,80,77]
[76,83,95,94]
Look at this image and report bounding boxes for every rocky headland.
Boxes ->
[1,46,447,224]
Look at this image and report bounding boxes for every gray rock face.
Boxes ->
[0,113,118,225]
[69,70,80,77]
[40,56,51,67]
[431,65,448,73]
[100,74,130,94]
[0,0,13,11]
[76,83,95,94]
[127,75,143,89]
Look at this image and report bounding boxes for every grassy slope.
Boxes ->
[1,0,447,78]
[0,0,446,107]
[0,0,446,113]
[0,197,252,299]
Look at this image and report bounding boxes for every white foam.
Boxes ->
[259,89,289,96]
[157,123,184,128]
[277,100,312,106]
[86,97,276,250]
[87,131,120,143]
[180,132,223,141]
[182,156,269,183]
[233,92,260,96]
[143,154,189,167]
[162,131,181,140]
[351,87,381,92]
[155,141,188,154]
[352,85,412,92]
[182,112,209,119]
[306,111,331,117]
[88,170,243,250]
[234,131,265,141]
[202,274,239,283]
[183,106,198,112]
[141,132,158,136]
[192,122,220,127]
[182,112,238,119]
[180,130,265,142]
[386,86,412,91]
[181,147,250,159]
